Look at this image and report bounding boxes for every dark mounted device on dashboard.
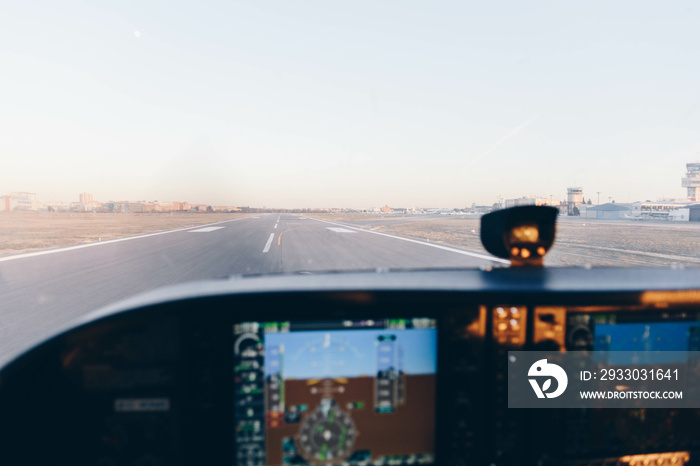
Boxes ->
[480,205,559,266]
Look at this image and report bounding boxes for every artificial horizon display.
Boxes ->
[234,318,437,466]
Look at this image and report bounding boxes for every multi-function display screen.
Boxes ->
[595,321,700,353]
[233,318,437,466]
[574,314,700,457]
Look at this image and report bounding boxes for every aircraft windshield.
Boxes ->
[1,1,700,361]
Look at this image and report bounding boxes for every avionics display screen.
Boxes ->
[233,318,437,466]
[583,317,700,457]
[594,321,700,364]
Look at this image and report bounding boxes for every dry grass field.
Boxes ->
[307,213,700,267]
[0,212,254,256]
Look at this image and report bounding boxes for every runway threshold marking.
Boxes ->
[304,217,510,265]
[0,216,254,263]
[262,233,275,253]
[326,227,356,233]
[188,226,225,233]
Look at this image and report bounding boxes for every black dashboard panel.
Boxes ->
[2,267,700,466]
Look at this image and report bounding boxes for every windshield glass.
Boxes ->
[2,1,700,360]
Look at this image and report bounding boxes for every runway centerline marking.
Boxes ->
[262,233,275,253]
[304,217,509,264]
[188,226,225,233]
[274,224,278,229]
[326,227,356,233]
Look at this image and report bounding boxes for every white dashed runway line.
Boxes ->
[262,233,275,253]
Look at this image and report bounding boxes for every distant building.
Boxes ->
[585,202,631,219]
[4,192,38,211]
[212,206,241,212]
[628,201,694,221]
[171,201,190,211]
[44,200,69,212]
[130,203,145,213]
[79,192,93,205]
[77,193,100,211]
[669,208,691,222]
[689,204,700,222]
[682,163,700,201]
[159,201,175,212]
[105,201,145,213]
[567,187,583,215]
[504,196,551,208]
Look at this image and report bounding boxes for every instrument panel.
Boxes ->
[2,283,700,466]
[233,318,437,465]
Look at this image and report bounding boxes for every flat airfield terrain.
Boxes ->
[2,211,699,267]
[0,211,254,256]
[307,213,700,267]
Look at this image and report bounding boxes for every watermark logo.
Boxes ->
[528,359,568,398]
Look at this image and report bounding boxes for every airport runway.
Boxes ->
[0,214,504,365]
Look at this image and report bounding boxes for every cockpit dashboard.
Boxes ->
[1,267,700,466]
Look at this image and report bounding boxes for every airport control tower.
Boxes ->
[567,187,583,215]
[682,163,700,201]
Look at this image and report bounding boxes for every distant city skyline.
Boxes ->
[2,186,694,214]
[3,1,700,208]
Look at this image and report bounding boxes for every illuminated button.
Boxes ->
[521,248,531,259]
[509,319,519,328]
[498,323,508,331]
[496,307,507,318]
[510,247,519,256]
[510,307,519,316]
[537,246,546,256]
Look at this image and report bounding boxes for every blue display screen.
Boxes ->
[594,322,700,364]
[264,327,437,379]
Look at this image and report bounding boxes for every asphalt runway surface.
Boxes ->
[0,214,504,365]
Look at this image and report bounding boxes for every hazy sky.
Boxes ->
[2,1,700,208]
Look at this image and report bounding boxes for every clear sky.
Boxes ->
[2,1,700,208]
